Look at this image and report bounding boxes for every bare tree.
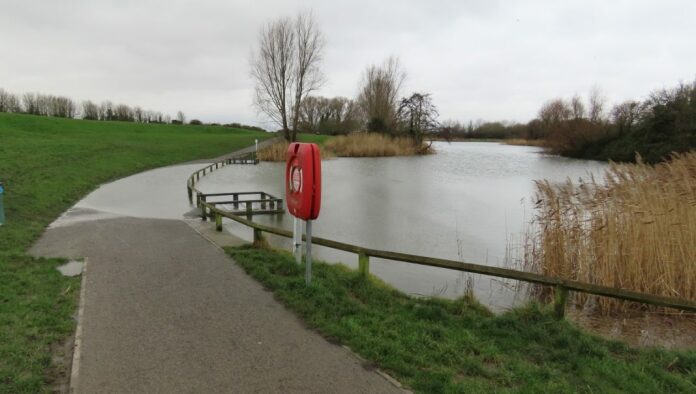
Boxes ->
[23,93,39,115]
[251,11,324,142]
[570,94,585,120]
[176,110,186,124]
[289,11,324,141]
[611,100,640,136]
[588,87,606,123]
[251,17,295,140]
[357,56,406,133]
[82,100,100,120]
[0,89,21,113]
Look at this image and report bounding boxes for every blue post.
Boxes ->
[0,182,5,226]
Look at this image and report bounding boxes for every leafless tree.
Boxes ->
[289,11,324,141]
[570,94,585,120]
[23,93,39,115]
[82,100,100,120]
[611,100,641,136]
[357,56,406,133]
[251,17,295,140]
[0,89,21,113]
[588,87,606,123]
[251,11,324,141]
[176,110,186,124]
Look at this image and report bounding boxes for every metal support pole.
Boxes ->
[293,217,302,264]
[305,220,312,285]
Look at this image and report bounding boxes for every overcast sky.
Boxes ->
[1,1,694,128]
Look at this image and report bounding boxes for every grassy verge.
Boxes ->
[0,112,269,392]
[226,245,696,393]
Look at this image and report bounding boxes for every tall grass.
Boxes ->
[524,152,696,314]
[325,132,432,157]
[258,132,433,161]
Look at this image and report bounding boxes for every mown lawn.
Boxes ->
[0,113,269,392]
[227,245,696,394]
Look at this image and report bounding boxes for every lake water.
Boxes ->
[198,142,609,311]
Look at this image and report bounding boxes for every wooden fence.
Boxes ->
[187,156,696,318]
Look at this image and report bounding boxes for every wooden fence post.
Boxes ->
[253,228,264,246]
[215,212,222,231]
[246,201,252,220]
[200,196,207,220]
[233,194,239,210]
[554,285,569,319]
[187,186,193,205]
[358,253,370,277]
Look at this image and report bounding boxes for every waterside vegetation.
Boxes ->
[524,151,696,315]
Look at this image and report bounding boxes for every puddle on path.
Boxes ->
[50,163,208,227]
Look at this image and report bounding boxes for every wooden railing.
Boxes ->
[187,156,696,318]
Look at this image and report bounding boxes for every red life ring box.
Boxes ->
[285,142,321,220]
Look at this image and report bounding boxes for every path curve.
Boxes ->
[30,142,405,393]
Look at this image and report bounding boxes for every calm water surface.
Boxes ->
[199,142,609,311]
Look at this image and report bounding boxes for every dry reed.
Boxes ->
[258,133,432,161]
[324,133,433,157]
[524,152,696,315]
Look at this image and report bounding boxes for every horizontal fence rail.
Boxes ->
[187,153,696,317]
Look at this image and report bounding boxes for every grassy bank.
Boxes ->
[227,245,696,393]
[524,151,696,315]
[0,113,269,391]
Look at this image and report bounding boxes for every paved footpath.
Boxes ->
[30,149,403,393]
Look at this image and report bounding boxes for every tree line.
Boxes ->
[251,13,440,145]
[0,88,173,123]
[437,81,696,163]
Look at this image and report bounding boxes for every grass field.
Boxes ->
[227,245,696,393]
[0,113,269,392]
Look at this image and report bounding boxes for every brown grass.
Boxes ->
[524,152,696,315]
[258,133,432,161]
[324,133,433,157]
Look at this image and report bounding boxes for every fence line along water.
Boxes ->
[187,153,696,318]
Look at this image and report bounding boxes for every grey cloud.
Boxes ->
[1,0,694,126]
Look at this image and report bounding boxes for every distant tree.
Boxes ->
[176,110,186,124]
[611,100,641,137]
[397,92,439,144]
[189,119,203,125]
[0,89,21,113]
[588,87,606,123]
[82,100,100,120]
[22,93,39,115]
[251,11,325,142]
[357,56,405,133]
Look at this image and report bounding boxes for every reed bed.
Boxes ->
[524,152,696,315]
[258,132,432,161]
[325,132,433,157]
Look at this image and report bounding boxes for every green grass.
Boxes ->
[227,245,696,393]
[0,112,269,392]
